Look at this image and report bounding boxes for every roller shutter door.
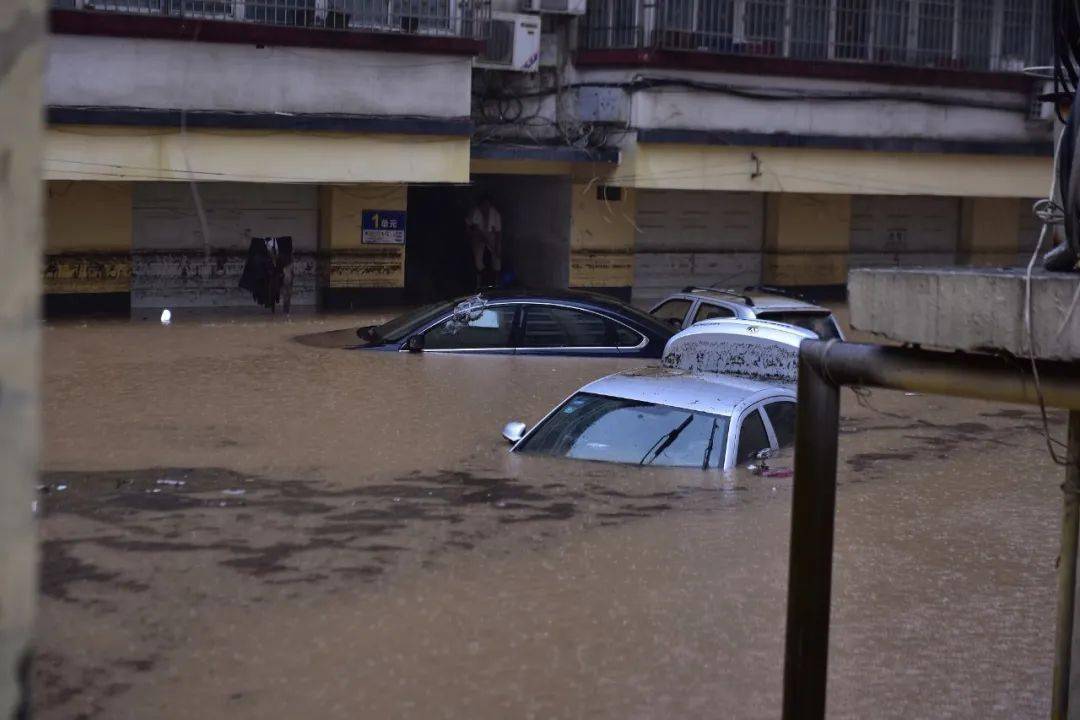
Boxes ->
[132,183,318,308]
[633,190,763,306]
[849,195,960,269]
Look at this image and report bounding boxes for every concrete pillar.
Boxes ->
[569,184,636,301]
[44,181,133,314]
[763,193,851,290]
[958,196,1022,266]
[0,0,44,715]
[319,184,406,309]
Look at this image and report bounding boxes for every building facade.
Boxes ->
[44,0,1054,312]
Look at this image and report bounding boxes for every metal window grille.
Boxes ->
[581,0,1052,73]
[62,0,489,38]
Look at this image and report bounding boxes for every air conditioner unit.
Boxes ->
[477,12,541,72]
[521,0,586,14]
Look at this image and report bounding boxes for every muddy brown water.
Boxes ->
[36,311,1066,718]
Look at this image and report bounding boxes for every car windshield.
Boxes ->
[372,301,453,343]
[755,310,840,340]
[516,392,730,469]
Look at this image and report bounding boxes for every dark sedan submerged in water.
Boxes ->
[354,289,676,358]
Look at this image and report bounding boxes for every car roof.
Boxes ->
[675,287,826,312]
[471,288,675,335]
[578,366,794,417]
[477,287,639,309]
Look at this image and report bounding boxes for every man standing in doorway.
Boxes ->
[465,195,502,289]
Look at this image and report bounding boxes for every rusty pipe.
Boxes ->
[783,340,1080,720]
[800,340,1080,410]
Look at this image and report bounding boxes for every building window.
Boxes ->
[584,0,1051,73]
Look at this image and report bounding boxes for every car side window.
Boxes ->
[614,324,644,348]
[522,306,613,348]
[763,400,797,449]
[736,408,771,464]
[693,303,736,324]
[651,299,692,329]
[422,305,517,350]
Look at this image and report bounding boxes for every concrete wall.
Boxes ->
[570,66,1049,143]
[570,183,635,294]
[46,35,472,118]
[0,0,43,715]
[763,193,851,287]
[45,181,132,295]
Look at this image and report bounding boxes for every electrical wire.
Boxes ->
[1025,130,1070,466]
[477,75,1032,113]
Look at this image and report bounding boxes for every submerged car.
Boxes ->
[502,319,810,470]
[503,367,796,470]
[354,289,675,358]
[648,286,844,339]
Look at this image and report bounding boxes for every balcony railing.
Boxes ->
[581,0,1051,74]
[56,0,489,39]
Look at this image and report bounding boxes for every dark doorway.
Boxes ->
[405,176,571,302]
[405,185,475,303]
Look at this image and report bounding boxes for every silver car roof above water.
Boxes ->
[577,367,793,417]
[677,287,827,312]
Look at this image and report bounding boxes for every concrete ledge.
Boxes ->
[849,267,1080,361]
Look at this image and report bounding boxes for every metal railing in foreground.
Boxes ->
[782,340,1080,719]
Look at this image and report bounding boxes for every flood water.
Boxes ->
[36,310,1066,718]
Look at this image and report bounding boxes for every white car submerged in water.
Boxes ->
[502,319,813,471]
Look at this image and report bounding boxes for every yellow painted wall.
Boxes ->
[321,184,407,288]
[45,126,470,184]
[570,185,637,288]
[615,144,1051,198]
[44,181,132,293]
[763,193,851,286]
[958,197,1022,266]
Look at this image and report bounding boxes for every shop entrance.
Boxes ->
[405,175,571,302]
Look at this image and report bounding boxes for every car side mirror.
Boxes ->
[406,335,425,353]
[502,421,527,444]
[755,447,775,461]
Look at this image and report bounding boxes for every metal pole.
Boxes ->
[797,342,1080,411]
[0,0,45,717]
[781,341,1080,719]
[1064,411,1080,720]
[782,341,842,720]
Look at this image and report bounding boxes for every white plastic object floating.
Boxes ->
[661,318,815,384]
[160,308,172,325]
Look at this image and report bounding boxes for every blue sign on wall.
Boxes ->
[361,210,407,245]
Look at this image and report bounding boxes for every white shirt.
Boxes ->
[467,206,502,234]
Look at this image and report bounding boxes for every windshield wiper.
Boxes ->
[701,416,719,470]
[640,414,695,466]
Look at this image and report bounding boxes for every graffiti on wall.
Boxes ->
[328,248,404,289]
[569,250,633,288]
[43,254,132,294]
